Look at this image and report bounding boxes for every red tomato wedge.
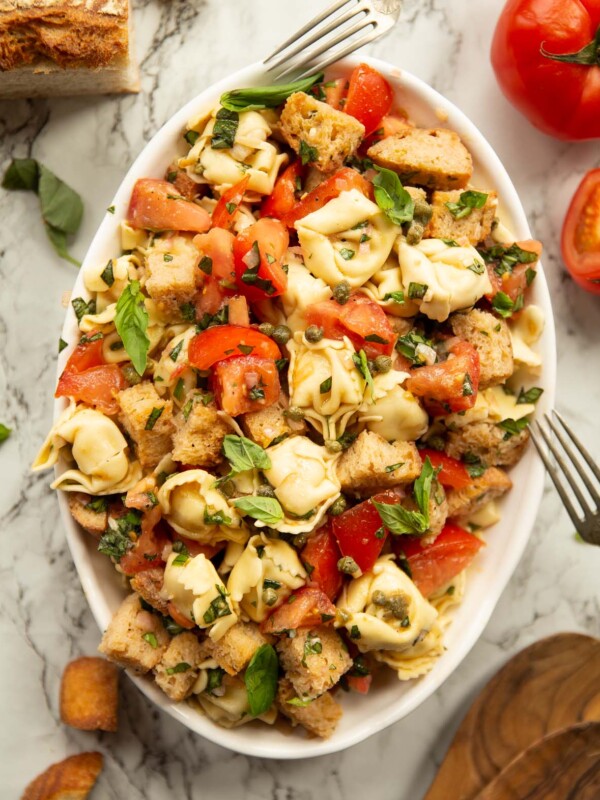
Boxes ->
[417,449,471,490]
[347,674,372,694]
[332,490,401,573]
[262,586,336,634]
[119,507,169,575]
[188,325,280,370]
[261,161,304,220]
[62,335,105,372]
[233,218,289,303]
[406,340,480,416]
[193,228,236,315]
[55,365,127,416]
[306,294,395,358]
[213,355,280,416]
[321,77,348,109]
[344,63,394,135]
[561,169,600,293]
[127,178,211,233]
[394,523,484,598]
[301,524,343,601]
[362,114,409,150]
[211,175,250,231]
[282,167,374,227]
[485,239,542,304]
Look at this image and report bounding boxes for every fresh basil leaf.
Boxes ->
[232,496,284,525]
[223,435,271,474]
[244,644,279,716]
[478,242,539,277]
[114,280,150,376]
[211,108,239,150]
[373,500,428,536]
[372,166,415,226]
[517,386,543,405]
[0,423,11,444]
[220,73,324,112]
[46,225,81,266]
[445,190,488,219]
[413,457,436,520]
[2,158,39,190]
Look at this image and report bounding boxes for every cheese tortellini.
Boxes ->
[295,190,399,288]
[358,370,429,442]
[152,326,198,401]
[509,304,544,372]
[362,255,420,318]
[157,469,247,545]
[194,675,277,727]
[227,534,307,622]
[281,258,332,332]
[337,557,438,653]
[84,254,138,310]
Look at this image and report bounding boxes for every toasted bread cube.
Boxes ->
[368,127,473,190]
[154,632,205,701]
[446,466,512,521]
[425,190,497,245]
[171,401,229,467]
[21,752,103,800]
[450,309,513,389]
[130,567,169,615]
[98,593,169,673]
[211,621,272,676]
[118,382,174,469]
[337,430,422,496]
[145,234,200,319]
[276,677,342,739]
[67,493,107,538]
[405,482,448,538]
[277,627,352,699]
[445,421,529,467]
[59,657,119,732]
[279,91,365,173]
[240,401,305,449]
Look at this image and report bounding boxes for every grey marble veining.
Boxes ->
[1,0,600,797]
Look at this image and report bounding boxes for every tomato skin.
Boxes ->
[233,218,289,303]
[394,523,484,598]
[282,167,374,227]
[127,178,211,233]
[561,169,600,293]
[213,355,280,416]
[211,175,250,231]
[193,228,236,315]
[344,63,394,135]
[362,114,409,151]
[406,340,481,416]
[261,161,304,220]
[55,365,127,415]
[188,325,280,371]
[261,586,336,634]
[301,524,343,601]
[119,507,169,576]
[332,490,401,573]
[418,449,471,490]
[305,294,395,358]
[491,0,600,140]
[62,335,105,372]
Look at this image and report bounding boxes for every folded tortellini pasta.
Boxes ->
[358,369,428,442]
[227,534,307,622]
[157,469,247,545]
[509,304,544,372]
[337,556,438,653]
[281,258,332,332]
[361,255,420,318]
[295,189,399,288]
[84,254,139,310]
[194,675,277,727]
[152,326,198,401]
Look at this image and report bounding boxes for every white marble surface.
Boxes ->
[1,0,600,797]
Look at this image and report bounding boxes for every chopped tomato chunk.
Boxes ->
[417,449,471,490]
[261,161,305,220]
[362,114,409,150]
[332,490,401,573]
[262,586,336,634]
[55,365,127,416]
[282,168,374,227]
[127,178,211,233]
[305,294,395,358]
[211,175,250,231]
[188,325,280,371]
[344,63,394,135]
[406,340,480,416]
[213,355,280,416]
[193,227,236,316]
[62,334,105,372]
[346,674,372,694]
[119,508,169,575]
[301,524,343,601]
[233,218,289,303]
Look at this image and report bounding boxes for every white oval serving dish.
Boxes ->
[53,54,556,759]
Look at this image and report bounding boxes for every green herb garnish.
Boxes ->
[220,73,324,112]
[114,281,150,375]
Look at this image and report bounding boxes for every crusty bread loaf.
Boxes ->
[0,0,139,98]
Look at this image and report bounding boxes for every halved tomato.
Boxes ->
[193,228,236,316]
[332,489,401,573]
[281,167,374,227]
[127,178,211,233]
[306,294,396,358]
[417,448,471,490]
[301,524,343,602]
[212,355,280,416]
[233,218,289,303]
[211,175,250,231]
[394,523,484,598]
[406,340,480,416]
[261,586,336,634]
[344,63,394,135]
[55,365,127,415]
[261,161,305,220]
[561,169,600,294]
[188,325,280,371]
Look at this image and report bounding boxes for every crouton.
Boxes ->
[171,401,229,467]
[405,186,427,203]
[277,626,352,699]
[240,400,305,449]
[279,92,365,173]
[450,309,513,389]
[154,632,205,701]
[118,382,174,469]
[337,430,422,496]
[145,234,200,319]
[445,421,529,467]
[67,493,107,538]
[387,316,415,337]
[130,568,169,615]
[98,593,169,673]
[425,190,497,245]
[276,677,342,739]
[405,481,448,538]
[367,127,473,190]
[164,163,202,201]
[60,657,119,732]
[446,466,512,521]
[210,621,272,676]
[21,752,103,800]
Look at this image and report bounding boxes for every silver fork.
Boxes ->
[263,0,403,83]
[530,410,600,545]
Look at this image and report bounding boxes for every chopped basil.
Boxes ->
[299,140,319,165]
[86,498,108,513]
[79,332,103,345]
[467,260,485,275]
[408,282,428,300]
[114,281,150,375]
[383,290,405,304]
[184,130,200,147]
[275,357,288,371]
[142,632,158,648]
[249,384,265,401]
[241,241,275,295]
[491,291,515,318]
[172,552,190,566]
[374,525,386,539]
[196,304,229,330]
[350,625,361,640]
[165,662,191,675]
[207,667,225,693]
[220,73,324,112]
[287,697,313,708]
[225,202,237,215]
[478,242,539,278]
[211,108,239,150]
[517,386,543,404]
[263,579,282,590]
[162,615,184,636]
[98,509,142,559]
[163,253,173,262]
[373,166,415,225]
[396,331,436,365]
[179,302,196,323]
[360,233,371,244]
[232,496,284,525]
[303,633,323,665]
[498,418,529,440]
[145,407,164,430]
[462,373,474,397]
[339,248,355,261]
[204,507,232,526]
[352,349,374,398]
[364,333,389,344]
[320,377,332,394]
[337,431,358,450]
[169,340,184,362]
[0,424,11,444]
[237,344,254,356]
[385,462,405,473]
[445,190,488,219]
[373,457,437,535]
[203,585,232,624]
[463,452,486,478]
[199,256,213,275]
[107,205,115,214]
[173,378,185,401]
[441,238,459,247]
[244,644,278,716]
[58,338,68,353]
[100,260,115,287]
[345,154,374,172]
[71,297,96,322]
[526,267,537,286]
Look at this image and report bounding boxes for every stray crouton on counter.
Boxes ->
[21,752,103,800]
[60,657,119,732]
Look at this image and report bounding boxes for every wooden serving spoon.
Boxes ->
[473,722,600,800]
[423,633,600,800]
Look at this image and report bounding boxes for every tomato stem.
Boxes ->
[540,24,600,67]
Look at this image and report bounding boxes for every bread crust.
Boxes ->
[21,751,103,800]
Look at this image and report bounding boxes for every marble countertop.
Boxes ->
[1,0,600,797]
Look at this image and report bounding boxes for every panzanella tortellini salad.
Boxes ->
[35,64,545,739]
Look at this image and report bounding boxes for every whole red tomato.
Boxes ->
[491,0,600,140]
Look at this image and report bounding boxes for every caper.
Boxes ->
[337,556,359,574]
[284,406,305,421]
[257,484,276,498]
[305,325,324,343]
[272,324,291,345]
[332,280,350,305]
[373,355,392,374]
[122,364,142,385]
[258,322,275,337]
[329,495,348,516]
[325,439,343,454]
[262,588,278,607]
[292,533,308,549]
[217,479,235,498]
[372,590,387,606]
